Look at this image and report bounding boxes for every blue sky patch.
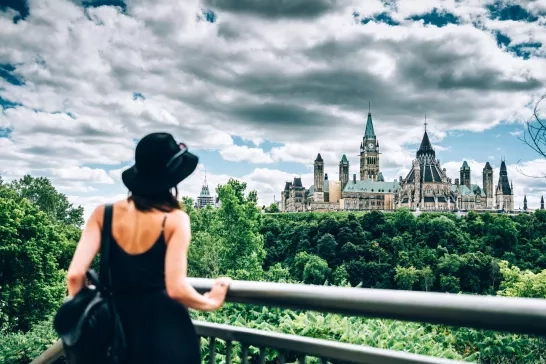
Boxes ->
[359,11,400,26]
[0,127,13,139]
[197,9,216,23]
[494,31,511,47]
[0,95,22,109]
[132,92,145,101]
[508,42,542,60]
[407,8,459,27]
[487,3,538,22]
[0,0,29,23]
[81,0,127,13]
[410,123,539,165]
[0,64,25,86]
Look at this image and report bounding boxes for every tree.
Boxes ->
[0,188,67,332]
[302,255,330,285]
[264,203,280,213]
[394,265,419,290]
[9,175,84,227]
[316,233,337,264]
[215,179,265,280]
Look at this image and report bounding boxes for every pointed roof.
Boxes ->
[461,161,470,170]
[315,153,323,162]
[524,195,527,202]
[542,195,544,203]
[497,160,512,195]
[483,162,493,170]
[416,131,435,159]
[340,154,349,165]
[500,160,507,172]
[199,173,211,197]
[364,112,375,139]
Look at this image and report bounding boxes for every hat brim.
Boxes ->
[122,151,199,195]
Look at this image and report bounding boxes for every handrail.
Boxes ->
[31,279,546,364]
[194,320,466,364]
[32,320,469,364]
[30,340,63,364]
[189,278,546,336]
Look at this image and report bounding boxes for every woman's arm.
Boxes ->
[66,205,103,297]
[164,210,223,311]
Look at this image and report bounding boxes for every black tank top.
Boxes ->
[109,214,169,295]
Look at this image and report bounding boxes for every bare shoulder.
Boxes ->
[169,209,190,224]
[87,204,106,228]
[164,209,191,243]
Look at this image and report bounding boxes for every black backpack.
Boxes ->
[54,204,127,364]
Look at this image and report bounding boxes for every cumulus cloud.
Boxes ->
[0,0,545,216]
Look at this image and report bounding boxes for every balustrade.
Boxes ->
[32,279,546,364]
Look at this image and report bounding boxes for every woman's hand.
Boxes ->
[204,277,232,310]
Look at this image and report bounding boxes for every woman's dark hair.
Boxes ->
[128,187,181,212]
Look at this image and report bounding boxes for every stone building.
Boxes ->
[196,173,215,209]
[450,161,494,210]
[281,109,400,212]
[281,110,516,213]
[281,177,306,212]
[343,174,399,210]
[396,128,455,210]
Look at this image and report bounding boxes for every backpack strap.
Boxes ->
[99,204,114,289]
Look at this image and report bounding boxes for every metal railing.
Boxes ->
[32,279,546,364]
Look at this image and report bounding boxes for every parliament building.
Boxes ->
[281,111,515,213]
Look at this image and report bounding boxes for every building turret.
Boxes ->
[460,161,471,188]
[541,195,544,210]
[524,195,528,211]
[339,154,349,188]
[359,103,380,181]
[313,153,324,193]
[482,162,494,209]
[197,171,214,208]
[495,160,514,211]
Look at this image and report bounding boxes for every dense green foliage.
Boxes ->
[1,175,545,363]
[260,210,546,293]
[0,176,82,333]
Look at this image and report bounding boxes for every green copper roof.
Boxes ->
[461,161,470,170]
[450,183,486,197]
[340,154,349,165]
[364,112,375,139]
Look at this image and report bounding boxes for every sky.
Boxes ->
[1,0,546,221]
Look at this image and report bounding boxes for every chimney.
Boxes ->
[455,178,460,185]
[353,174,356,184]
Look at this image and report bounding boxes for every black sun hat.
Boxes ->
[122,132,199,195]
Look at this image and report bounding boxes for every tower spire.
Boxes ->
[424,114,427,132]
[204,169,208,186]
[368,101,371,114]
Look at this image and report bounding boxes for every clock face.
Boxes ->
[368,142,375,149]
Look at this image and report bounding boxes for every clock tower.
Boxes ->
[359,106,380,181]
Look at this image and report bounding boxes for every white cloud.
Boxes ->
[219,145,274,163]
[0,0,545,217]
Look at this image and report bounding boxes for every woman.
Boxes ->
[66,132,231,363]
